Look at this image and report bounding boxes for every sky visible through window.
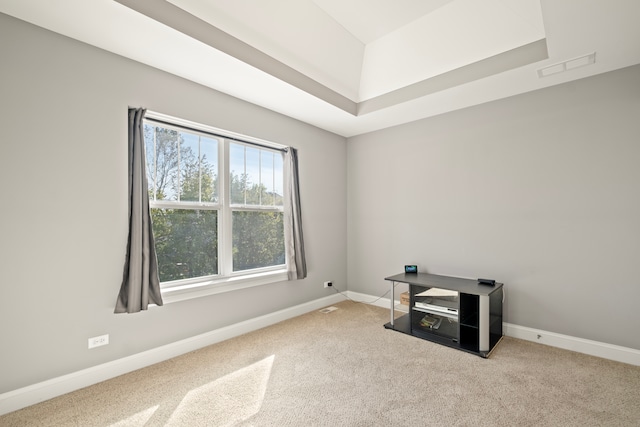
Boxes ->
[144,123,283,205]
[230,143,284,206]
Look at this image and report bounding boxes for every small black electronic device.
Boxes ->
[405,265,418,274]
[477,278,495,286]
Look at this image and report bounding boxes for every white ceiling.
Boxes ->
[1,0,639,137]
[311,0,456,45]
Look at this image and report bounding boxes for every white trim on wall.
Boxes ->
[351,292,640,366]
[503,323,640,367]
[3,291,638,417]
[0,293,346,416]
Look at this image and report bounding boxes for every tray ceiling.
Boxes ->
[1,0,639,137]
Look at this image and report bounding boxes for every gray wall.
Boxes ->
[348,64,640,350]
[0,14,347,393]
[2,8,639,397]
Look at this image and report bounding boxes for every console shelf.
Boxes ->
[384,272,504,358]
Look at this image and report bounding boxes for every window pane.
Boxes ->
[151,208,218,282]
[230,143,283,207]
[200,136,218,203]
[274,154,284,206]
[179,132,200,202]
[144,123,156,198]
[178,132,219,203]
[261,150,274,206]
[229,143,245,204]
[145,123,219,204]
[232,211,284,272]
[244,146,260,205]
[144,126,180,201]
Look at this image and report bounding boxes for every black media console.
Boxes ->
[384,272,504,358]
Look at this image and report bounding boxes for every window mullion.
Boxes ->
[243,145,247,206]
[271,152,275,206]
[220,138,233,276]
[153,127,157,201]
[176,137,181,202]
[258,149,262,206]
[198,135,202,203]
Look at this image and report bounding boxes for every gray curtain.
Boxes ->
[114,108,164,313]
[283,147,307,280]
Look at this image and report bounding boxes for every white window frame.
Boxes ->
[144,111,288,303]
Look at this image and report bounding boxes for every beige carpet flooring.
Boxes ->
[2,301,639,426]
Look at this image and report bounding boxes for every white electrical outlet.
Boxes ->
[324,281,333,288]
[88,334,109,349]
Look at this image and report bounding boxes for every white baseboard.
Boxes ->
[342,290,394,309]
[0,293,346,416]
[4,291,638,416]
[357,292,640,366]
[503,323,640,366]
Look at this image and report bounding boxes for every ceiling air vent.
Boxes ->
[537,52,596,78]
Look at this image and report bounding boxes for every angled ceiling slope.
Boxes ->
[123,0,548,114]
[2,0,640,137]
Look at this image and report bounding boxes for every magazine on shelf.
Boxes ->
[420,314,442,329]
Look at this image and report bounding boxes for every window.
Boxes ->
[144,115,286,289]
[229,143,285,272]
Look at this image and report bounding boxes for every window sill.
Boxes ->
[160,269,289,304]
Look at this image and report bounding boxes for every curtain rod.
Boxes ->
[144,116,287,153]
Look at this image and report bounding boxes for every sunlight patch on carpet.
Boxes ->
[165,355,274,426]
[109,405,158,426]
